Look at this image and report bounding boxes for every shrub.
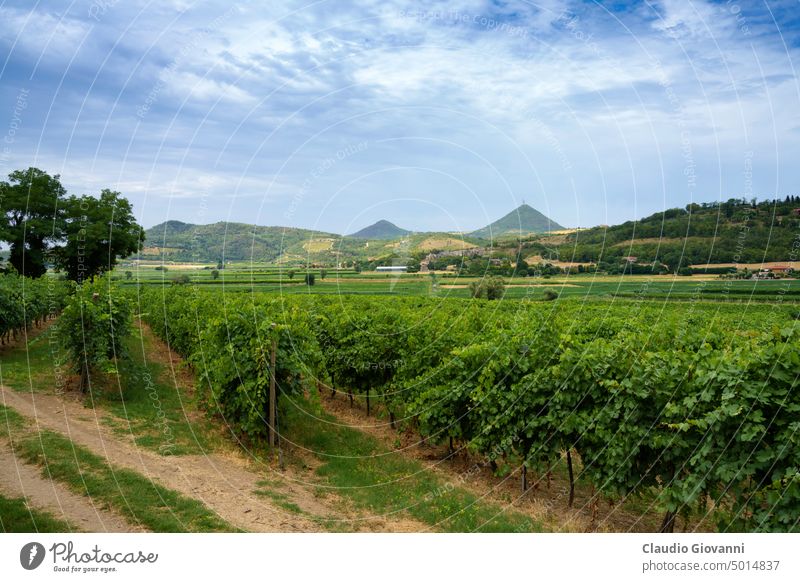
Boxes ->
[469,276,505,300]
[57,277,132,392]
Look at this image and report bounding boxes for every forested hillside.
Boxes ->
[525,197,800,270]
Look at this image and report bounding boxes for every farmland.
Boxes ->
[2,265,799,533]
[113,261,800,303]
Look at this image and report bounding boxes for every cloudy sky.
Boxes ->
[1,0,799,233]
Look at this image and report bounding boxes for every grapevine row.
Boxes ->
[137,287,800,532]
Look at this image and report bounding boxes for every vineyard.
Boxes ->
[0,273,68,345]
[138,286,800,532]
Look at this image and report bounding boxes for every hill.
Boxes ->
[520,197,800,270]
[143,221,340,263]
[348,220,411,239]
[470,204,564,238]
[139,197,800,269]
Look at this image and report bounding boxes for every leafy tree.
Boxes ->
[543,290,558,301]
[320,269,327,280]
[469,276,505,300]
[0,167,67,278]
[55,190,144,283]
[216,260,224,270]
[211,269,219,280]
[172,274,191,285]
[287,269,296,280]
[124,270,133,280]
[304,273,316,286]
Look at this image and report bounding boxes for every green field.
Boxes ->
[114,262,800,303]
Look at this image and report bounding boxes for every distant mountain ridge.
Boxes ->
[141,198,800,267]
[348,220,411,239]
[469,204,564,238]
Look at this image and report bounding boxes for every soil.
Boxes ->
[0,445,138,532]
[0,319,430,533]
[316,388,711,533]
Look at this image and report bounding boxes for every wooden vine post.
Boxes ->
[269,322,277,449]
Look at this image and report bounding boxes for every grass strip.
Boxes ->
[286,402,541,532]
[0,493,77,533]
[1,404,237,533]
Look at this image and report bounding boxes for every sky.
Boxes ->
[1,0,799,234]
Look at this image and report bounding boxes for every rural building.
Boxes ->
[376,266,408,272]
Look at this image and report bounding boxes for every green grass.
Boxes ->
[0,493,77,533]
[284,400,540,532]
[0,321,223,457]
[93,325,223,456]
[0,404,237,533]
[253,488,303,515]
[0,323,67,393]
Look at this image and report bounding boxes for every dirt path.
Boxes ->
[0,445,138,532]
[0,384,428,532]
[0,385,329,532]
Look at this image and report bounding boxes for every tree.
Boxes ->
[124,271,133,280]
[304,273,316,286]
[0,167,67,278]
[216,260,224,270]
[320,269,327,280]
[469,276,505,300]
[211,269,220,280]
[288,269,296,280]
[55,190,144,283]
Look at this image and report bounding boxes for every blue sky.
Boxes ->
[1,0,799,233]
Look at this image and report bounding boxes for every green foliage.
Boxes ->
[0,167,67,277]
[542,290,558,301]
[211,269,219,280]
[135,288,800,531]
[304,273,315,286]
[57,277,132,392]
[469,276,505,300]
[0,169,143,281]
[138,288,326,442]
[555,197,800,267]
[55,190,144,282]
[0,273,68,343]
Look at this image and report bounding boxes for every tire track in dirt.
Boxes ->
[0,445,138,532]
[0,385,324,532]
[0,385,428,532]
